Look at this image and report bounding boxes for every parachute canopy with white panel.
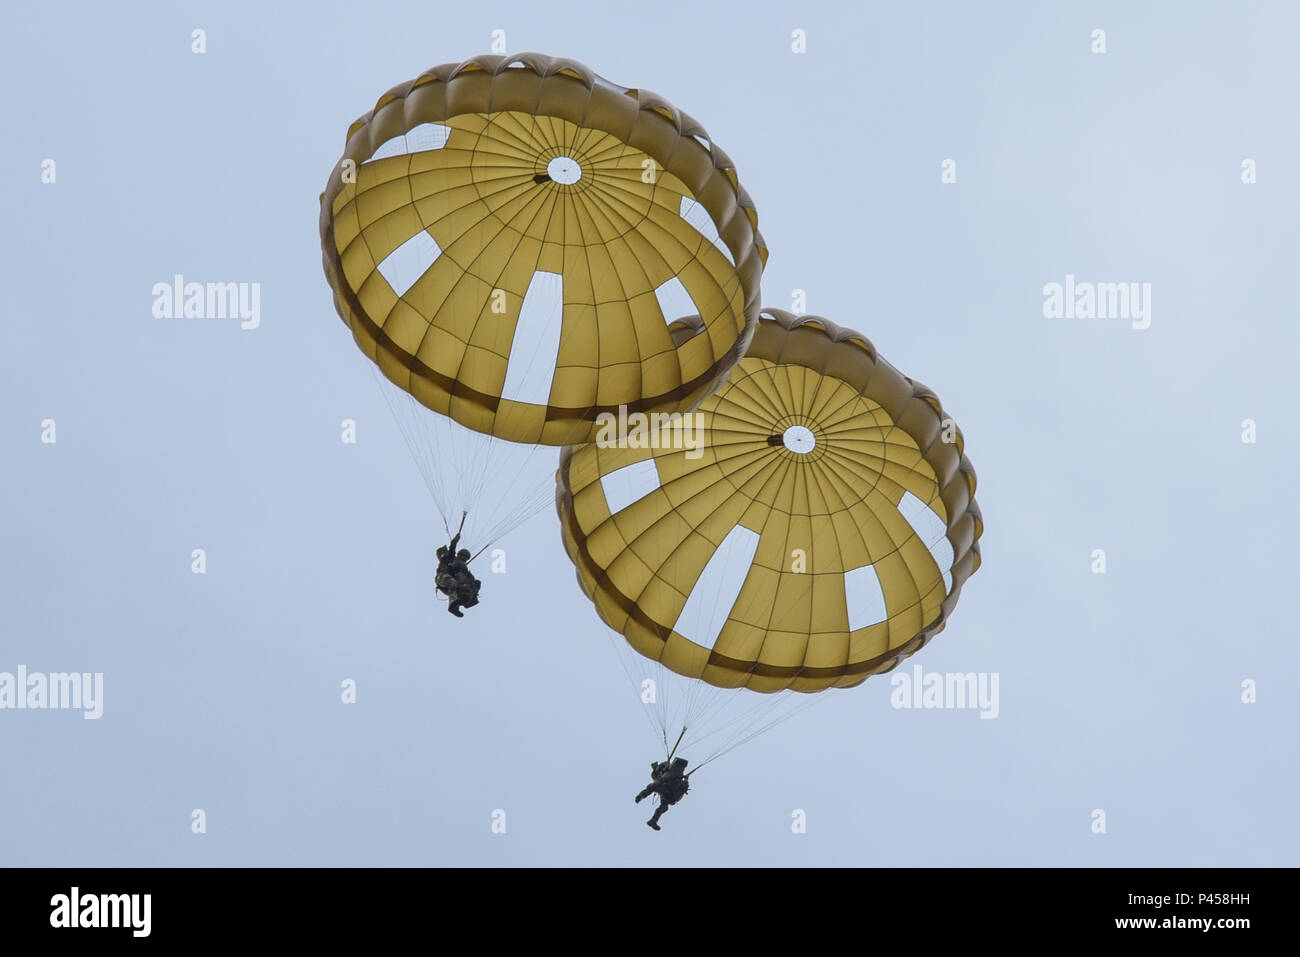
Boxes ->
[320,53,768,549]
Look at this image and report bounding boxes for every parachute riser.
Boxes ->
[666,727,687,763]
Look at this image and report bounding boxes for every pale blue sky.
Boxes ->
[2,0,1296,866]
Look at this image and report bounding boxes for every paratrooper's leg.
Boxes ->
[647,800,669,830]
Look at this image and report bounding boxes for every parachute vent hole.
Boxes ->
[782,426,816,454]
[546,156,582,185]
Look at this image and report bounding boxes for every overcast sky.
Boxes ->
[2,0,1296,866]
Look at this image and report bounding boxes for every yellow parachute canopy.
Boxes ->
[557,309,983,693]
[320,53,768,448]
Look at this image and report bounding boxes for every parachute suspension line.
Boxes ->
[656,657,692,758]
[371,365,558,550]
[472,460,556,548]
[671,527,736,735]
[657,661,679,753]
[603,628,664,745]
[686,689,797,755]
[595,533,678,746]
[466,425,504,510]
[676,685,788,761]
[592,443,823,769]
[385,372,466,536]
[371,367,453,536]
[650,649,689,757]
[683,686,776,749]
[667,624,825,766]
[449,413,483,519]
[464,473,555,559]
[641,652,670,750]
[701,660,834,772]
[668,505,795,750]
[688,693,827,778]
[592,507,824,770]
